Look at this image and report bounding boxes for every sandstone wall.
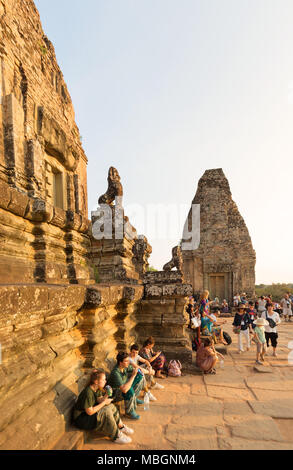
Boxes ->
[0,0,91,284]
[0,283,144,450]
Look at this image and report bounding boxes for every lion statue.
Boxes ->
[163,245,183,273]
[98,167,123,206]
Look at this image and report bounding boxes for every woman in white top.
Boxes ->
[261,302,281,357]
[258,296,267,316]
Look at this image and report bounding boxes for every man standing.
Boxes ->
[232,303,253,353]
[280,294,292,322]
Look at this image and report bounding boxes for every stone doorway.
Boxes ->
[208,273,226,301]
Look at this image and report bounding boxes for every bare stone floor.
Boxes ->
[83,319,293,450]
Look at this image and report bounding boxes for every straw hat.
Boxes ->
[253,318,269,326]
[237,302,247,310]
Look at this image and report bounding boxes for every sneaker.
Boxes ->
[152,382,164,390]
[125,411,140,420]
[273,352,278,357]
[120,425,134,435]
[136,399,144,405]
[148,392,157,402]
[114,432,132,444]
[255,360,263,365]
[237,350,243,354]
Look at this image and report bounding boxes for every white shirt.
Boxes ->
[281,298,292,312]
[128,354,144,366]
[261,311,281,333]
[258,299,266,310]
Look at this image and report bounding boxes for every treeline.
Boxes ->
[255,283,293,301]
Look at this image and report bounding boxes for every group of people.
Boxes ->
[72,290,291,443]
[186,291,229,348]
[188,289,292,372]
[232,300,282,363]
[73,337,167,445]
[234,292,293,322]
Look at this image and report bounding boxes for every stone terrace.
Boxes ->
[83,318,293,450]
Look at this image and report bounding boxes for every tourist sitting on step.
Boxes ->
[107,352,144,420]
[139,337,168,379]
[209,310,228,345]
[221,299,229,314]
[200,310,215,337]
[73,370,134,444]
[196,337,224,374]
[128,344,161,401]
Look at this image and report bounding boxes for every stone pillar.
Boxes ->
[136,271,193,364]
[91,205,151,284]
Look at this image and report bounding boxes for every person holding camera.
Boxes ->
[261,302,281,357]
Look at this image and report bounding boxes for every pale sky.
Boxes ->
[35,0,293,284]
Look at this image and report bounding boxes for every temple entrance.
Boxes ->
[208,273,226,301]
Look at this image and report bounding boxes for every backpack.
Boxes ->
[167,360,182,377]
[265,311,276,329]
[223,331,232,345]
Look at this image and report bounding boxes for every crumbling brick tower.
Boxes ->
[182,169,256,302]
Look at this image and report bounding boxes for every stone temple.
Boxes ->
[0,1,256,451]
[181,169,256,302]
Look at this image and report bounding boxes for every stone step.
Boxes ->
[51,428,84,450]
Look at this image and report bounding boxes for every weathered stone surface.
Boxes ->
[253,365,273,373]
[52,429,84,450]
[229,415,284,442]
[0,0,92,286]
[274,419,293,443]
[207,385,254,401]
[223,401,256,425]
[165,424,218,450]
[172,395,223,427]
[249,389,293,418]
[246,374,293,391]
[203,369,247,389]
[218,437,293,450]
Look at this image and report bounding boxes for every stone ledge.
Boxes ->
[83,284,144,308]
[51,428,85,450]
[0,180,90,233]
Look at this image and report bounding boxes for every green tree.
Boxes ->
[255,283,293,302]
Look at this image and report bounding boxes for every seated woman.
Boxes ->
[139,337,167,379]
[209,310,228,345]
[196,337,223,374]
[73,370,134,444]
[200,310,215,336]
[221,299,229,314]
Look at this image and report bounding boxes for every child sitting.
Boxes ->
[253,318,268,364]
